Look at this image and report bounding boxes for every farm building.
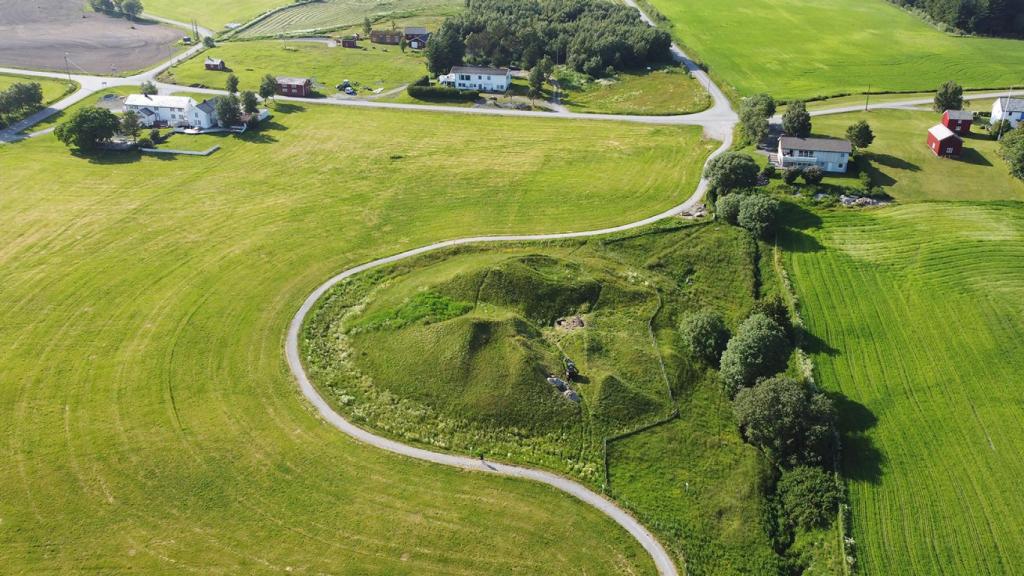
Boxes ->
[403,27,431,49]
[341,38,358,48]
[123,94,217,129]
[926,124,963,158]
[276,77,313,97]
[992,96,1024,128]
[942,109,973,135]
[775,136,852,173]
[438,66,511,93]
[370,30,402,45]
[204,57,226,71]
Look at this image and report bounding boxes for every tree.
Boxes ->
[240,90,259,114]
[527,65,545,100]
[750,295,793,341]
[733,375,836,466]
[737,193,780,239]
[715,193,743,225]
[934,80,963,112]
[783,167,802,185]
[140,81,158,95]
[426,21,465,76]
[259,74,278,101]
[120,110,141,141]
[704,152,759,193]
[998,126,1024,180]
[89,0,115,12]
[739,93,776,145]
[203,36,215,48]
[681,309,731,366]
[363,16,372,36]
[719,313,791,397]
[776,466,843,530]
[782,101,812,138]
[55,107,120,151]
[801,165,824,185]
[400,37,408,53]
[120,0,143,19]
[846,120,875,150]
[214,94,241,127]
[0,82,44,125]
[225,73,239,94]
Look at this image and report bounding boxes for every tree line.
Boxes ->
[0,82,44,129]
[887,0,1024,37]
[426,0,673,76]
[89,0,144,19]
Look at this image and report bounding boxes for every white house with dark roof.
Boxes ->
[775,136,852,173]
[992,96,1024,128]
[438,66,511,92]
[123,94,218,129]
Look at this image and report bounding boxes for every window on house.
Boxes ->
[946,147,954,154]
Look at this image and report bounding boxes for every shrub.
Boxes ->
[680,309,730,366]
[719,313,791,397]
[761,164,777,179]
[998,126,1024,180]
[407,84,480,101]
[783,167,802,185]
[737,193,780,239]
[733,375,836,466]
[801,165,824,185]
[136,137,154,148]
[777,466,843,530]
[148,128,161,143]
[715,193,743,225]
[704,152,759,193]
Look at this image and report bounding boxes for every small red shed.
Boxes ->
[276,76,313,97]
[942,109,973,135]
[341,38,358,48]
[204,57,226,71]
[927,124,962,158]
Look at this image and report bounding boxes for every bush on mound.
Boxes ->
[719,313,791,397]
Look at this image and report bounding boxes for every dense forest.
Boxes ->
[889,0,1024,36]
[425,0,673,76]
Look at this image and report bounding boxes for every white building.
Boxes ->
[775,136,852,173]
[438,66,511,93]
[992,96,1024,129]
[123,94,218,129]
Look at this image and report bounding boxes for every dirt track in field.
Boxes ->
[0,0,182,74]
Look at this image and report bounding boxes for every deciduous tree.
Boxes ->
[846,120,875,150]
[719,313,791,397]
[733,375,836,466]
[704,152,759,193]
[55,107,120,151]
[934,80,963,112]
[998,126,1024,180]
[680,309,730,366]
[782,101,812,138]
[225,73,239,94]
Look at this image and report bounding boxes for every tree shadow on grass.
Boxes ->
[830,393,884,485]
[776,202,824,253]
[798,326,839,357]
[271,103,305,114]
[959,148,993,167]
[72,149,143,164]
[868,152,920,172]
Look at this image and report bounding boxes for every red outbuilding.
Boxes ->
[341,38,358,48]
[204,57,226,71]
[942,109,973,135]
[276,77,313,97]
[927,124,963,158]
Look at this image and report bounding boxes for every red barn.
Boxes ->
[927,124,963,158]
[341,38,358,48]
[276,77,313,97]
[204,57,226,71]
[942,109,973,135]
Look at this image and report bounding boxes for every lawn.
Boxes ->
[235,0,461,39]
[783,203,1024,576]
[0,73,77,107]
[645,0,1024,100]
[557,66,711,116]
[809,109,1024,202]
[161,40,427,94]
[23,86,137,134]
[145,0,287,31]
[0,103,717,574]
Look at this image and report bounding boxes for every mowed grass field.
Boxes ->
[236,0,460,38]
[811,110,1024,202]
[784,204,1024,575]
[145,0,286,30]
[0,103,715,574]
[645,0,1024,100]
[162,40,426,93]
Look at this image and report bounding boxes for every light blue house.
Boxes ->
[992,97,1024,128]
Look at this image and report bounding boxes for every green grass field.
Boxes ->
[0,73,77,106]
[0,102,720,574]
[646,0,1024,100]
[783,203,1024,575]
[22,86,136,134]
[161,40,427,94]
[145,0,286,31]
[236,0,460,39]
[557,66,711,115]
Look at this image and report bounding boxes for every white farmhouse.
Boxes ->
[438,66,511,93]
[123,94,218,129]
[992,96,1024,128]
[775,136,852,173]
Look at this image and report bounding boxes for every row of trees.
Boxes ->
[0,82,44,129]
[426,0,673,76]
[887,0,1024,37]
[89,0,144,19]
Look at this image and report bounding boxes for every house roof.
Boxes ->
[449,65,510,77]
[124,94,194,109]
[944,109,973,120]
[778,136,852,154]
[928,124,960,141]
[997,96,1024,113]
[276,76,311,85]
[404,27,429,35]
[205,57,224,65]
[196,99,217,114]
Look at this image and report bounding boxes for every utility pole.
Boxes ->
[864,84,870,111]
[997,86,1015,141]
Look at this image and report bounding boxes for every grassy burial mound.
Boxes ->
[784,203,1024,575]
[303,222,816,574]
[644,0,1024,100]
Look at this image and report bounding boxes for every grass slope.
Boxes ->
[0,103,717,574]
[144,0,286,31]
[236,0,460,38]
[646,0,1024,100]
[162,40,426,93]
[558,66,711,116]
[784,203,1024,575]
[0,73,77,107]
